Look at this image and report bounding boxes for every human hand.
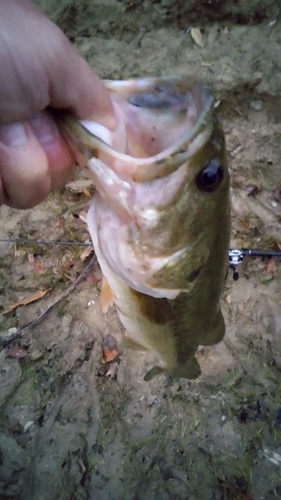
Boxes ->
[0,0,116,209]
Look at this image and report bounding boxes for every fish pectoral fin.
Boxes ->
[100,275,114,313]
[144,366,165,381]
[120,333,148,351]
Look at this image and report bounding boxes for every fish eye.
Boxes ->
[196,159,224,192]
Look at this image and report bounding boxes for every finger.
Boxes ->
[0,123,50,208]
[0,114,75,208]
[29,111,76,190]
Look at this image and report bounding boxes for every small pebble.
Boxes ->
[250,99,264,111]
[23,421,34,433]
[146,395,159,407]
[30,348,44,361]
[7,327,18,336]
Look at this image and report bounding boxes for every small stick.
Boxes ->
[1,254,97,347]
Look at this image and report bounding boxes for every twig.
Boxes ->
[1,254,97,347]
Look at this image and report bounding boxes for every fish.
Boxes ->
[55,76,230,381]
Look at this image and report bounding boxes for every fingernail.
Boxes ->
[29,111,58,146]
[0,122,28,147]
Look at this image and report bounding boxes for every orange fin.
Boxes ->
[100,275,114,313]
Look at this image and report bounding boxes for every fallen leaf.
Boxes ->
[2,288,52,315]
[102,348,119,363]
[239,218,250,229]
[28,253,35,264]
[23,421,34,433]
[34,261,47,274]
[15,248,27,257]
[80,246,93,261]
[57,218,66,229]
[191,27,204,47]
[61,262,75,271]
[103,334,118,350]
[266,257,277,273]
[260,274,274,284]
[102,334,119,363]
[82,188,91,198]
[226,294,232,304]
[272,186,281,202]
[230,144,243,157]
[62,272,72,281]
[105,363,118,379]
[246,184,261,197]
[66,179,93,193]
[7,345,28,359]
[85,269,102,283]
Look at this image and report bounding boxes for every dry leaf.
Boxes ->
[85,268,102,284]
[106,363,118,379]
[7,345,28,359]
[34,261,47,274]
[15,248,27,257]
[80,246,93,261]
[100,276,114,313]
[57,218,65,229]
[191,27,204,47]
[102,334,119,363]
[2,288,52,315]
[239,218,250,229]
[226,294,232,304]
[246,184,261,197]
[102,334,118,350]
[66,179,93,193]
[82,188,91,198]
[28,253,35,264]
[102,348,119,363]
[266,257,277,274]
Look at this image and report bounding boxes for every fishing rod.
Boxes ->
[228,248,281,281]
[0,238,280,282]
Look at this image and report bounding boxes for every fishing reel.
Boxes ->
[229,248,281,281]
[228,249,243,281]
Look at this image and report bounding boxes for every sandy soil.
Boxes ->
[1,2,281,499]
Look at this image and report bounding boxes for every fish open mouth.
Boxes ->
[55,76,215,183]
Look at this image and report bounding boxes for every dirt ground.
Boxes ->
[1,1,281,499]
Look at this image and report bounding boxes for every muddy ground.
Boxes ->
[1,1,281,499]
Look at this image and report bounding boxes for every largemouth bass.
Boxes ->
[55,76,230,380]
